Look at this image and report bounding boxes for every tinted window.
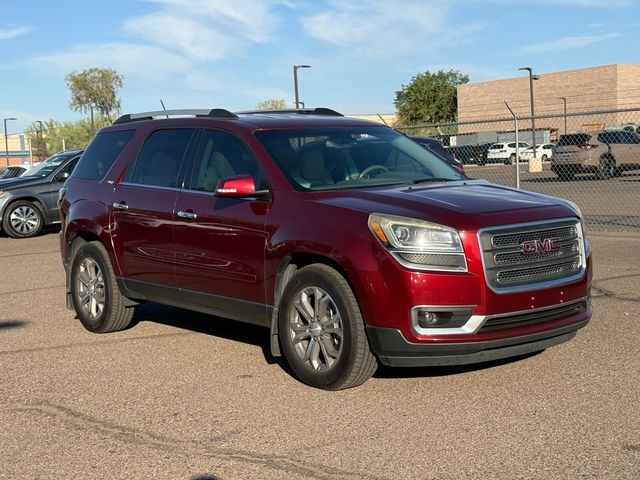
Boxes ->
[188,130,264,192]
[128,129,195,188]
[619,131,640,144]
[489,144,503,150]
[507,143,516,148]
[597,131,619,144]
[59,157,80,177]
[73,130,134,180]
[557,134,591,146]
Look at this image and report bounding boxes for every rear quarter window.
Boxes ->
[73,130,135,180]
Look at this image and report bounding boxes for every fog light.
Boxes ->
[416,310,452,328]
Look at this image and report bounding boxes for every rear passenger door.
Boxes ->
[111,128,196,288]
[172,129,270,323]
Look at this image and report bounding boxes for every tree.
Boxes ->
[65,67,124,123]
[27,118,110,154]
[256,98,286,110]
[394,70,469,126]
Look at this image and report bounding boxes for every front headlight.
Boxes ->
[368,213,467,272]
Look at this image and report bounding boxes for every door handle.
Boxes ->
[177,210,198,219]
[112,202,129,210]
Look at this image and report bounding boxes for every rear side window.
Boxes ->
[73,130,134,180]
[127,129,195,188]
[557,134,591,146]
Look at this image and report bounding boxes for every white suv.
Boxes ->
[486,142,530,165]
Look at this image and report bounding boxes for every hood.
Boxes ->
[0,175,48,190]
[318,180,578,231]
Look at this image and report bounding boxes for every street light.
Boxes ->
[518,67,539,156]
[559,97,567,134]
[293,64,311,109]
[3,117,17,166]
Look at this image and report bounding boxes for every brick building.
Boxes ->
[456,64,640,139]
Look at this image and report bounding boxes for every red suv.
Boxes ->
[59,108,592,390]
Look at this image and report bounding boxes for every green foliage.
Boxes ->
[394,70,469,126]
[256,98,286,110]
[27,118,111,154]
[65,67,124,121]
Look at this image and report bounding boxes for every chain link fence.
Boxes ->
[397,107,640,232]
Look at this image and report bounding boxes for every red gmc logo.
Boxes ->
[521,237,560,254]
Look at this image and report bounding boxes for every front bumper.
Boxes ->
[366,316,589,367]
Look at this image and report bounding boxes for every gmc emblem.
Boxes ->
[521,237,560,254]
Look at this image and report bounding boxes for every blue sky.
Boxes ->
[2,0,639,132]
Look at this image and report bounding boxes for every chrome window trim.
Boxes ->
[118,182,182,193]
[477,217,586,294]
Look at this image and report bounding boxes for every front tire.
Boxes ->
[2,201,44,238]
[505,154,516,165]
[70,241,135,333]
[278,264,377,390]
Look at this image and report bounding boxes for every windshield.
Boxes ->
[255,127,464,191]
[23,152,73,178]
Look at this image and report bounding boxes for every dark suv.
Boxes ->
[0,148,83,238]
[59,108,592,390]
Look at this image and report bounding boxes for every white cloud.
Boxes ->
[301,1,483,57]
[122,13,234,61]
[515,33,619,55]
[25,43,190,81]
[0,25,32,40]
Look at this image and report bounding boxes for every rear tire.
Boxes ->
[2,200,44,238]
[505,154,516,165]
[278,264,377,390]
[70,241,135,333]
[597,155,615,180]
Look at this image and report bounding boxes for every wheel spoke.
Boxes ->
[323,326,343,338]
[321,311,341,326]
[294,302,313,323]
[292,330,311,344]
[319,335,340,359]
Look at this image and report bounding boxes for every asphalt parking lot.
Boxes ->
[1,229,639,479]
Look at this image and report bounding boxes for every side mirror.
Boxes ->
[215,175,270,200]
[55,171,70,182]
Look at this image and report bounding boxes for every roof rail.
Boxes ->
[113,108,238,125]
[237,108,343,117]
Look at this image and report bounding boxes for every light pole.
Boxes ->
[293,64,311,109]
[519,67,539,156]
[4,117,17,166]
[559,97,567,134]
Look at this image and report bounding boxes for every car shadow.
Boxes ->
[131,303,544,381]
[0,320,28,331]
[373,351,543,379]
[131,302,281,366]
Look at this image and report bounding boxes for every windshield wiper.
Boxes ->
[412,177,455,184]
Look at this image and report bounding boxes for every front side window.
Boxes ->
[127,129,195,188]
[188,130,264,192]
[255,127,464,191]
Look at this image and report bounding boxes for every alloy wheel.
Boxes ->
[288,286,343,371]
[9,205,40,235]
[76,258,106,320]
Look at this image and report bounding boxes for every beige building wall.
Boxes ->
[457,64,640,137]
[348,113,398,126]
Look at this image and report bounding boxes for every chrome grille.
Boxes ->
[478,218,586,292]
